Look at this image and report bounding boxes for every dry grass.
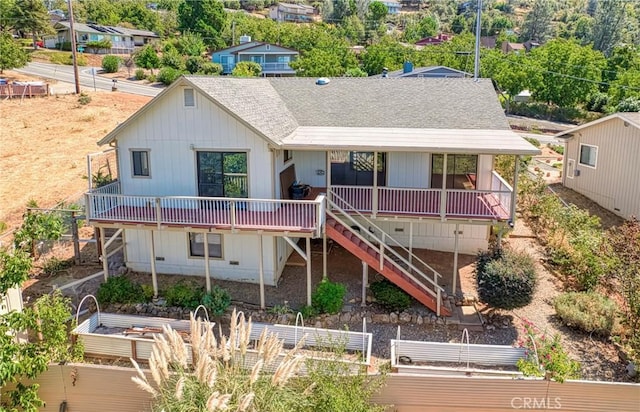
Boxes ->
[0,72,150,231]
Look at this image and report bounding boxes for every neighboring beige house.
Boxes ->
[45,21,158,54]
[269,2,316,22]
[556,112,640,220]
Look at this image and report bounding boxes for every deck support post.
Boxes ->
[322,230,328,280]
[204,233,211,293]
[306,237,312,306]
[100,228,108,281]
[452,223,460,296]
[440,154,448,221]
[361,261,368,307]
[511,155,520,224]
[326,151,332,202]
[149,230,158,298]
[372,151,378,218]
[259,235,265,310]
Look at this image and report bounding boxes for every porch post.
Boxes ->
[452,223,460,296]
[326,151,332,201]
[306,237,312,306]
[361,260,368,307]
[149,230,158,298]
[100,227,108,281]
[372,151,378,217]
[440,154,448,221]
[511,155,520,224]
[322,230,328,280]
[204,233,211,293]
[259,234,265,310]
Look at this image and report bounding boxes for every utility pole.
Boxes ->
[67,0,81,94]
[473,0,483,81]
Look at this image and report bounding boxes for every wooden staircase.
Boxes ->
[326,218,451,317]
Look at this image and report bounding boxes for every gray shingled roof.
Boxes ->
[268,77,507,130]
[186,77,509,143]
[185,77,299,142]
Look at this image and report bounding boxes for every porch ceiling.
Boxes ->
[280,127,541,155]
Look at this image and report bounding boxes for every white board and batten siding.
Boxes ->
[113,85,282,284]
[564,119,640,219]
[352,216,489,254]
[115,85,273,199]
[124,229,281,285]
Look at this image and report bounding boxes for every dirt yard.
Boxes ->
[0,71,151,232]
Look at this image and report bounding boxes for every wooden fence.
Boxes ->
[2,364,638,412]
[0,83,49,98]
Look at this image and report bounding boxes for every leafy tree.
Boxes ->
[0,248,82,412]
[161,47,185,70]
[119,0,162,33]
[134,44,160,74]
[338,14,365,44]
[13,202,64,258]
[176,31,206,57]
[101,54,121,73]
[529,39,605,107]
[178,0,227,49]
[520,0,554,42]
[231,61,261,77]
[450,14,470,34]
[592,0,627,57]
[10,0,54,49]
[367,1,388,24]
[0,0,16,31]
[344,67,367,77]
[361,36,413,75]
[0,30,30,73]
[81,0,120,26]
[290,48,348,77]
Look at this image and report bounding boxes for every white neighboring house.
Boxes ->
[85,76,538,316]
[556,112,640,220]
[0,287,24,315]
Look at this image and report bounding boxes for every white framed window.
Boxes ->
[131,149,150,177]
[188,233,223,259]
[579,144,597,168]
[184,88,195,107]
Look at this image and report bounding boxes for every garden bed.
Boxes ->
[73,312,197,362]
[391,339,526,377]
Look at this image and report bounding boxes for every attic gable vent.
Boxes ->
[184,88,195,107]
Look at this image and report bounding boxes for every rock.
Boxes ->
[326,314,339,324]
[365,315,372,323]
[314,321,323,328]
[626,362,637,379]
[389,312,399,323]
[416,315,424,325]
[486,325,496,331]
[340,313,352,323]
[348,298,356,304]
[373,314,390,323]
[399,312,412,323]
[436,317,445,325]
[366,295,376,303]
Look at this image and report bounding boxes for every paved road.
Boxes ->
[14,62,161,97]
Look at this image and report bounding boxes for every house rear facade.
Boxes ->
[211,37,299,76]
[86,77,538,316]
[557,112,640,220]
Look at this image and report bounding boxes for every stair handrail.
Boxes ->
[326,204,444,297]
[328,190,442,281]
[326,197,444,294]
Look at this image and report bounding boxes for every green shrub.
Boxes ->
[78,92,91,105]
[548,143,564,155]
[161,48,184,70]
[185,55,203,74]
[147,73,156,83]
[164,281,203,309]
[156,67,181,85]
[55,41,72,51]
[97,276,147,304]
[134,68,146,80]
[86,39,112,51]
[299,304,318,319]
[554,292,616,336]
[312,280,346,314]
[42,256,71,275]
[524,137,540,147]
[101,55,121,73]
[232,61,261,77]
[199,61,222,75]
[476,249,537,309]
[201,285,231,316]
[370,280,411,311]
